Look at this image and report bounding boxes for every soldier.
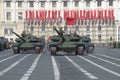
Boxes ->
[21,31,26,37]
[73,31,77,35]
[58,27,65,35]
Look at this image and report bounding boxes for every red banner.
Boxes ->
[66,17,75,25]
[101,10,103,20]
[104,10,107,20]
[36,11,39,20]
[83,10,86,20]
[26,10,28,21]
[64,10,67,20]
[90,10,93,20]
[94,10,96,20]
[40,10,47,20]
[80,10,82,20]
[25,9,115,22]
[29,10,31,20]
[75,10,79,20]
[48,10,50,20]
[58,10,60,19]
[111,9,114,20]
[98,10,100,20]
[108,10,111,20]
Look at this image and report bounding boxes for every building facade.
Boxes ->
[1,0,120,44]
[0,0,2,37]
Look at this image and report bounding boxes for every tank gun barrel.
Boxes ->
[54,27,65,41]
[13,32,26,42]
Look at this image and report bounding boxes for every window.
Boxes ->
[6,1,11,7]
[4,28,13,35]
[42,26,45,31]
[98,34,101,41]
[29,1,34,7]
[18,1,22,7]
[64,26,67,31]
[30,26,34,32]
[75,1,79,7]
[18,12,23,21]
[86,1,90,7]
[63,1,68,7]
[86,25,90,32]
[97,1,101,6]
[38,20,40,26]
[53,26,55,32]
[52,1,56,7]
[6,12,11,20]
[10,28,13,34]
[42,20,45,31]
[75,26,79,31]
[109,0,113,6]
[4,28,9,34]
[98,25,101,31]
[41,1,45,8]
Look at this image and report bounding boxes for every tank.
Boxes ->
[81,35,94,53]
[12,31,45,54]
[0,37,9,51]
[48,27,86,55]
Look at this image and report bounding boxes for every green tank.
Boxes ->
[12,31,44,54]
[49,27,86,55]
[81,35,94,53]
[0,37,9,51]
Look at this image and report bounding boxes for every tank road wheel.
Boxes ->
[88,47,94,53]
[50,47,57,55]
[35,47,40,54]
[77,46,84,55]
[13,47,20,54]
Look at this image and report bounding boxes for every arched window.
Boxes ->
[86,0,91,7]
[97,0,102,6]
[109,20,111,25]
[30,26,34,32]
[42,25,45,31]
[109,0,113,6]
[81,20,83,25]
[75,26,79,31]
[86,25,90,32]
[31,20,33,25]
[92,20,94,25]
[98,20,101,24]
[38,19,40,26]
[112,19,115,25]
[53,26,56,32]
[98,34,101,41]
[34,21,37,25]
[98,25,101,31]
[41,20,45,31]
[102,20,104,25]
[64,26,67,31]
[28,19,30,25]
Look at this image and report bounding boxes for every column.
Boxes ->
[12,0,16,22]
[1,0,5,22]
[92,0,96,43]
